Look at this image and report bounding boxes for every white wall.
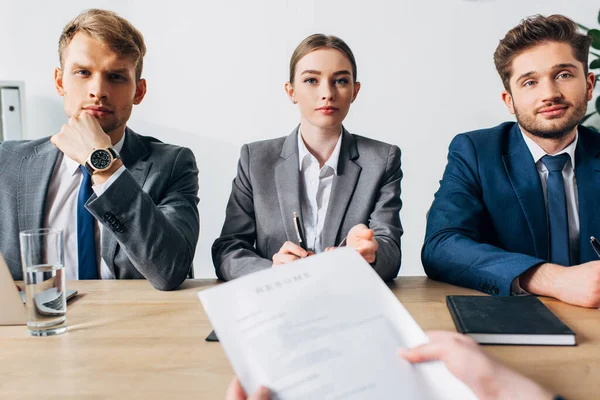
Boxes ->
[1,0,598,278]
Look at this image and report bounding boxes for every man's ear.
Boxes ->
[133,78,147,105]
[55,67,65,96]
[501,89,515,115]
[586,71,595,102]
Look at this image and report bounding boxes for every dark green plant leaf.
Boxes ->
[598,9,600,25]
[581,111,597,124]
[591,59,600,69]
[596,97,600,114]
[589,29,600,50]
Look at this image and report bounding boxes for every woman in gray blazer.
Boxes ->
[212,34,403,282]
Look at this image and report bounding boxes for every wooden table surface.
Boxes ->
[0,277,598,399]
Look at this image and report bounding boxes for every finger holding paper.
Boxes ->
[272,241,312,266]
[399,331,554,400]
[225,377,270,400]
[347,224,378,263]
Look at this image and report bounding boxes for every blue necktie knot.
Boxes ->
[541,153,570,172]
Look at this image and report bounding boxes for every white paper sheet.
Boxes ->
[199,248,477,400]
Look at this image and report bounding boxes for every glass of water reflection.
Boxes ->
[19,228,67,336]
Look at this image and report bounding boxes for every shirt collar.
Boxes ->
[64,129,127,176]
[520,127,577,167]
[297,129,343,175]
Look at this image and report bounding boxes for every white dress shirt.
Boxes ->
[298,131,343,253]
[44,133,126,280]
[512,129,579,294]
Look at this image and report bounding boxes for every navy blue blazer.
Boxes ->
[422,122,600,296]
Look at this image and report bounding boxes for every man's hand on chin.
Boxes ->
[50,112,112,165]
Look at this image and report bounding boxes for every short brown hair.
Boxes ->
[493,14,591,91]
[58,9,146,81]
[289,34,357,84]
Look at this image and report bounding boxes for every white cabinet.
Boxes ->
[0,81,25,141]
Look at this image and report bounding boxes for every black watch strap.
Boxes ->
[107,147,121,160]
[84,161,95,176]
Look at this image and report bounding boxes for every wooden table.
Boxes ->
[0,278,598,399]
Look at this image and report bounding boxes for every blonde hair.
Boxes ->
[58,9,146,81]
[289,34,357,84]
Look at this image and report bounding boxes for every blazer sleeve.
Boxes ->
[368,145,403,282]
[86,147,200,291]
[212,144,273,281]
[421,134,545,295]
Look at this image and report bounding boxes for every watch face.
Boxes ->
[90,149,112,170]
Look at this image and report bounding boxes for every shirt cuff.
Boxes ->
[92,165,126,196]
[510,276,530,295]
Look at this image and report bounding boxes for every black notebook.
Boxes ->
[446,295,575,345]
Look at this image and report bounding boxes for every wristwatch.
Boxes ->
[84,147,120,175]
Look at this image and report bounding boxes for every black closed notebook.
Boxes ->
[446,295,575,345]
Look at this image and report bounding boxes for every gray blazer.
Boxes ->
[0,128,199,291]
[212,127,403,281]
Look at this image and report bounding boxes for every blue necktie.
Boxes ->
[77,166,98,279]
[541,154,570,266]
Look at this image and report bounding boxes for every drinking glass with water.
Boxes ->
[19,228,67,336]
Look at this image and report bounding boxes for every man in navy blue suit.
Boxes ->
[422,14,600,308]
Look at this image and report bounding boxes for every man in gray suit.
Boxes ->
[212,127,402,282]
[0,9,199,291]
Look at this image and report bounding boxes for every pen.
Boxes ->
[590,236,600,258]
[293,212,307,250]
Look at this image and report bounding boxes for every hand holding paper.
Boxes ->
[199,248,477,400]
[347,224,378,263]
[400,331,554,400]
[272,241,314,266]
[226,377,270,400]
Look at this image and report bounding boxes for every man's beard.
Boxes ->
[514,99,587,140]
[98,119,121,135]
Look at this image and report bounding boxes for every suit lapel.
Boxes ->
[321,129,361,247]
[101,128,151,275]
[502,124,549,260]
[575,127,600,263]
[274,128,303,245]
[120,129,151,186]
[17,141,60,232]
